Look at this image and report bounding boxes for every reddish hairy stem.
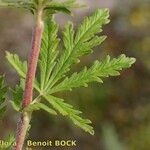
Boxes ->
[13,10,44,150]
[13,112,31,150]
[23,12,44,108]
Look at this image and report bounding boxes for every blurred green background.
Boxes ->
[0,0,150,150]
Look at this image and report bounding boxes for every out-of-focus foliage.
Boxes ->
[0,76,7,119]
[0,133,15,150]
[128,124,150,150]
[102,123,126,150]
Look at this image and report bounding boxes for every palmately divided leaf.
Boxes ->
[39,17,59,91]
[49,54,136,93]
[43,95,94,135]
[24,102,57,115]
[44,9,109,91]
[0,76,8,119]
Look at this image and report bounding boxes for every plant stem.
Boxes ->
[13,112,31,150]
[13,9,44,150]
[23,10,44,108]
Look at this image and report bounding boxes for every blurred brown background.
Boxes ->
[0,0,150,150]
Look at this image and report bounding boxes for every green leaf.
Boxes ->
[75,9,109,43]
[49,54,136,93]
[24,102,57,115]
[63,22,74,51]
[0,0,35,13]
[6,52,41,92]
[0,0,82,15]
[0,76,8,119]
[39,17,59,91]
[43,95,94,135]
[0,133,15,150]
[45,0,82,15]
[34,9,135,136]
[6,51,27,78]
[44,9,109,91]
[11,84,23,111]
